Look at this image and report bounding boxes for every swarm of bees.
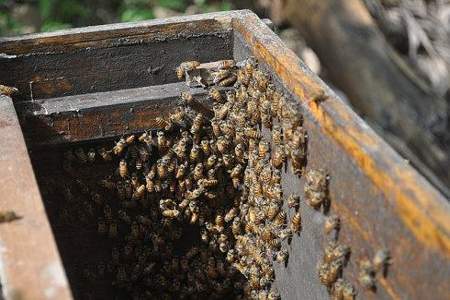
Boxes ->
[38,57,391,300]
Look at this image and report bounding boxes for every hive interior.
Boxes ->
[25,57,325,300]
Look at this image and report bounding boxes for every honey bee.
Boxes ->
[190,144,201,162]
[258,141,270,159]
[276,249,289,264]
[373,249,391,275]
[176,60,200,79]
[0,84,18,96]
[359,259,376,290]
[208,87,223,103]
[287,194,300,209]
[272,125,283,145]
[218,74,237,87]
[319,260,343,287]
[324,242,350,263]
[267,288,280,300]
[193,163,204,181]
[190,113,204,134]
[217,59,235,70]
[245,127,261,140]
[271,146,286,169]
[180,91,194,106]
[138,130,153,146]
[74,147,87,164]
[157,131,171,153]
[162,209,180,219]
[324,215,340,235]
[97,218,107,235]
[232,217,242,236]
[108,222,118,238]
[342,280,356,300]
[97,147,112,161]
[118,159,128,178]
[113,137,127,155]
[274,211,286,226]
[304,169,329,209]
[132,184,146,199]
[291,212,302,233]
[0,210,21,223]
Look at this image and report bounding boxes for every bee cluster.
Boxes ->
[34,56,393,300]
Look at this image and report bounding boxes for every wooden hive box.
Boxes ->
[0,10,448,300]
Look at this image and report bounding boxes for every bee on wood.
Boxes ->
[271,146,286,169]
[291,212,302,234]
[132,184,146,200]
[0,84,18,96]
[257,140,270,159]
[98,147,112,161]
[176,60,200,79]
[287,194,301,210]
[217,59,235,70]
[208,87,223,103]
[319,260,343,287]
[274,211,286,226]
[180,91,194,106]
[304,169,329,209]
[113,137,127,155]
[358,259,376,290]
[276,249,289,264]
[108,221,118,238]
[118,159,128,178]
[190,113,204,134]
[97,218,107,235]
[0,211,21,223]
[74,147,87,164]
[324,215,340,235]
[373,249,391,275]
[162,209,180,219]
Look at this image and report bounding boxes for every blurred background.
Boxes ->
[1,0,449,193]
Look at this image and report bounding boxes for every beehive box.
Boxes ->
[0,10,449,300]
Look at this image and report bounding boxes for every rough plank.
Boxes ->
[233,10,450,300]
[16,82,211,147]
[0,96,72,300]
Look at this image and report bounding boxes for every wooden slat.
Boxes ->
[0,13,235,101]
[0,96,72,300]
[232,9,450,300]
[16,82,211,147]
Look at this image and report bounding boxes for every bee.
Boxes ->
[232,217,242,236]
[113,137,127,155]
[0,84,18,96]
[74,147,87,164]
[271,146,286,169]
[319,260,343,287]
[291,212,302,233]
[118,159,128,178]
[118,210,131,224]
[324,215,340,234]
[175,162,188,179]
[304,169,329,209]
[180,91,194,106]
[359,259,376,290]
[287,194,300,209]
[97,147,112,161]
[157,131,171,153]
[0,210,21,223]
[200,139,211,156]
[274,211,286,226]
[193,163,204,181]
[267,288,280,300]
[254,69,269,91]
[217,59,235,70]
[162,209,180,219]
[208,87,223,103]
[154,117,169,129]
[190,113,203,134]
[138,131,153,146]
[108,222,118,238]
[97,219,107,235]
[181,60,200,72]
[324,242,350,263]
[276,249,289,264]
[132,184,146,199]
[258,141,270,158]
[245,127,261,140]
[218,74,237,87]
[373,249,391,275]
[272,125,283,145]
[190,144,201,162]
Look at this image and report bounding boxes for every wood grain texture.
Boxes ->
[0,96,72,300]
[232,10,450,300]
[16,82,211,147]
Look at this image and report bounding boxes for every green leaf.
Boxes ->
[121,9,155,22]
[157,0,186,11]
[39,0,54,19]
[41,21,72,32]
